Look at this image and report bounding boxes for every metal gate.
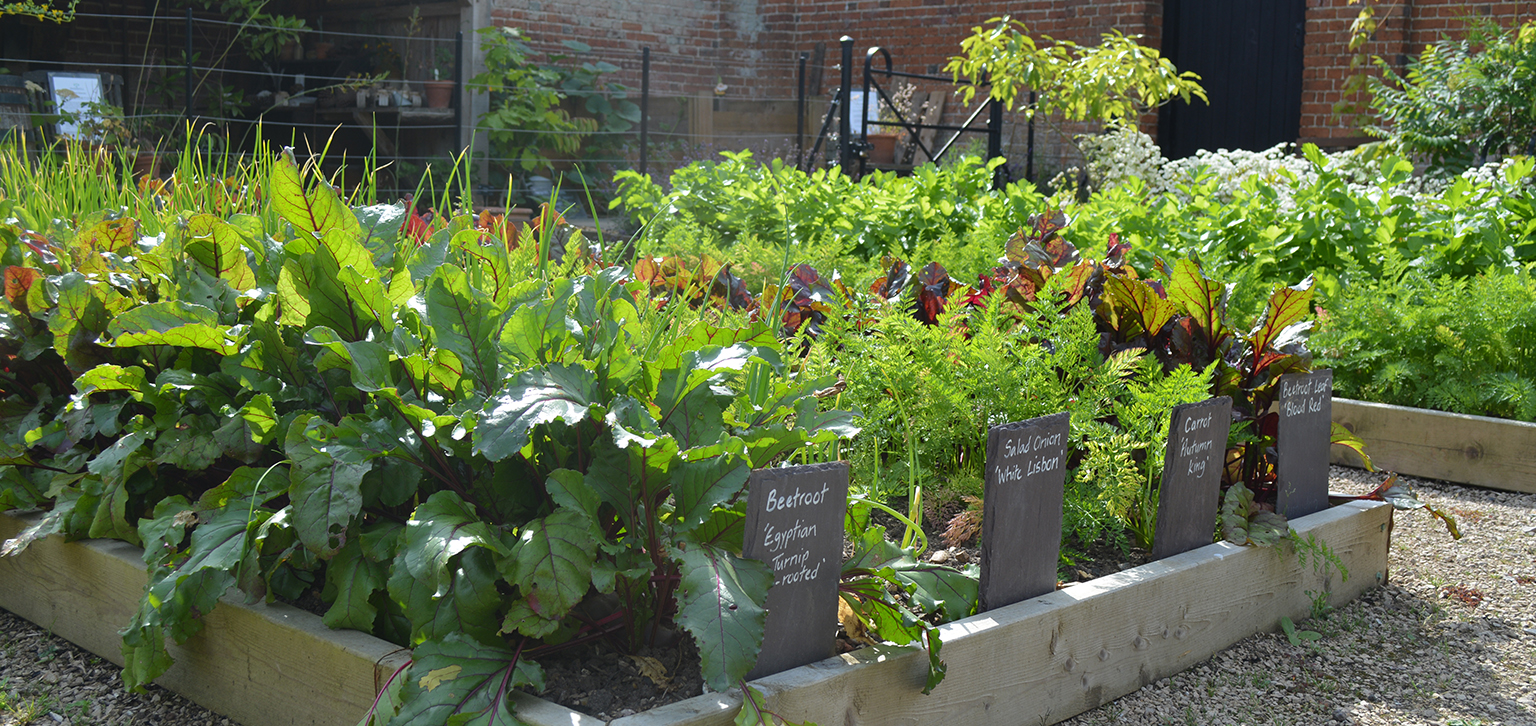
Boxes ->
[804,37,1008,187]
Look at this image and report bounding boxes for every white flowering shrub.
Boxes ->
[1077,123,1166,192]
[1073,123,1534,205]
[1159,144,1316,198]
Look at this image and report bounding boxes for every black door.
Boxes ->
[1159,0,1306,159]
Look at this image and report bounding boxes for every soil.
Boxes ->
[528,636,705,721]
[285,587,328,618]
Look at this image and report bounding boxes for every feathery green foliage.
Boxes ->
[1316,263,1536,421]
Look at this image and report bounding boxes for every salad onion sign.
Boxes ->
[979,412,1070,611]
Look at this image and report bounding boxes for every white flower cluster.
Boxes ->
[1158,143,1321,199]
[1075,123,1167,193]
[1073,123,1534,206]
[1437,157,1536,193]
[1072,123,1323,201]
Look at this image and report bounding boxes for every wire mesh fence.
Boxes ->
[3,11,1060,208]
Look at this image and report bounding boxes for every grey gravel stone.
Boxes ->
[0,607,239,726]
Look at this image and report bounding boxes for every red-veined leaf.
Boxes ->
[3,266,39,310]
[1168,258,1227,349]
[74,217,137,254]
[1249,278,1314,357]
[1106,275,1176,338]
[1329,421,1373,471]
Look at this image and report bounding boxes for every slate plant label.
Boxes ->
[1277,369,1333,520]
[740,461,849,680]
[979,412,1070,612]
[1151,396,1233,560]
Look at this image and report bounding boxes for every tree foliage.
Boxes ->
[1369,20,1536,173]
[945,16,1207,124]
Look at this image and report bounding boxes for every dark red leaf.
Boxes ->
[914,262,959,324]
[710,264,755,311]
[870,256,912,299]
[1105,233,1131,266]
[1060,262,1095,307]
[1249,278,1315,361]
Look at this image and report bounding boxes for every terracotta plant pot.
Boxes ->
[867,133,897,164]
[423,80,454,109]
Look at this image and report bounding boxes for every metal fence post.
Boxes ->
[796,51,807,170]
[837,36,853,177]
[454,31,464,156]
[640,46,650,176]
[1026,90,1036,183]
[987,89,1003,190]
[184,7,193,125]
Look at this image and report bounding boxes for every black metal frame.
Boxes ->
[799,37,1008,187]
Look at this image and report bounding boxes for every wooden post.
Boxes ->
[690,91,713,144]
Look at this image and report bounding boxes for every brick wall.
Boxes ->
[1300,0,1535,143]
[15,0,1533,165]
[791,0,1160,75]
[787,0,1161,175]
[8,1,239,118]
[484,0,800,99]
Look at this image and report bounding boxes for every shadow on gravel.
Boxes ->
[0,607,240,726]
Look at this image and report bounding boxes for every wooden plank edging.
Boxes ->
[596,500,1393,726]
[1,501,1391,726]
[1331,398,1536,494]
[0,512,409,726]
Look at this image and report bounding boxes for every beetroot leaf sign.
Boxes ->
[1277,369,1333,519]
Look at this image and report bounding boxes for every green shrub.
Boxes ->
[613,150,1031,263]
[1368,20,1536,174]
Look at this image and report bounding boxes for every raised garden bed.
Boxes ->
[0,499,1390,726]
[0,511,409,726]
[1331,398,1536,495]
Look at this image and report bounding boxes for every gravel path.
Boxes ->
[2,465,1532,726]
[1064,467,1536,726]
[0,611,236,726]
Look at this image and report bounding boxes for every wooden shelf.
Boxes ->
[316,106,454,123]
